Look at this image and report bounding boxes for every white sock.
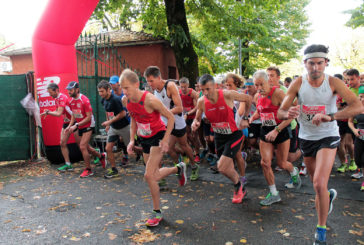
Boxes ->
[65,162,71,166]
[269,185,278,195]
[290,167,298,176]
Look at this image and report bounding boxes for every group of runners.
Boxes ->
[41,44,364,245]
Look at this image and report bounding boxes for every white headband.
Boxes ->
[303,52,328,60]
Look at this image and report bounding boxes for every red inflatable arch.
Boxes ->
[32,0,99,163]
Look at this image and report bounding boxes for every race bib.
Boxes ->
[211,122,232,134]
[72,109,83,119]
[261,112,277,126]
[107,112,115,120]
[137,122,152,136]
[301,105,326,122]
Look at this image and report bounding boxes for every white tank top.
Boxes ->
[297,74,339,140]
[154,81,186,130]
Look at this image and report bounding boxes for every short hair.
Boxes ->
[144,66,161,78]
[225,73,245,88]
[47,83,59,91]
[284,77,292,83]
[253,70,269,82]
[199,74,214,85]
[304,44,329,55]
[334,74,343,80]
[97,80,111,90]
[179,77,189,85]
[120,69,139,84]
[267,66,281,77]
[346,68,360,77]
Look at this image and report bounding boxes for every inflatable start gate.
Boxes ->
[32,0,100,163]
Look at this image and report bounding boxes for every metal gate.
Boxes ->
[76,33,144,133]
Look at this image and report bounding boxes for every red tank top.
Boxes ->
[204,89,238,134]
[256,86,282,126]
[127,91,166,138]
[180,88,195,119]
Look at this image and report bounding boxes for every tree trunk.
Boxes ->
[241,40,249,77]
[164,0,199,87]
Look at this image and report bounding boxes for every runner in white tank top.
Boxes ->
[144,66,200,181]
[277,44,363,245]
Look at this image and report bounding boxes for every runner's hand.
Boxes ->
[312,113,330,126]
[40,109,49,118]
[105,126,110,133]
[265,129,278,142]
[102,121,111,127]
[127,141,135,155]
[287,105,300,119]
[238,119,249,130]
[159,139,169,153]
[191,120,200,132]
[352,128,360,138]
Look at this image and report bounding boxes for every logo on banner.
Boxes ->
[37,76,61,98]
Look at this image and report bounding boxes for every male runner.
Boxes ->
[179,77,201,163]
[98,80,130,178]
[192,74,251,203]
[40,83,78,171]
[120,69,186,227]
[144,66,200,181]
[65,81,106,178]
[278,44,362,245]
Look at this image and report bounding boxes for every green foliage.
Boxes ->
[92,0,310,77]
[345,2,364,29]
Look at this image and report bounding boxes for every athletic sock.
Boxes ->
[290,167,298,176]
[317,225,326,229]
[153,209,161,213]
[65,162,71,166]
[269,185,278,196]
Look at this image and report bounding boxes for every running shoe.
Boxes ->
[158,178,167,187]
[351,169,363,179]
[337,164,347,173]
[328,189,337,215]
[100,153,107,169]
[313,227,327,245]
[275,166,283,171]
[119,155,129,168]
[207,153,214,163]
[232,183,247,204]
[145,211,162,227]
[190,164,200,181]
[176,162,187,186]
[348,160,358,171]
[299,166,307,176]
[104,168,119,179]
[285,167,302,189]
[93,157,100,164]
[200,149,209,159]
[260,192,281,206]
[194,154,201,164]
[57,164,73,172]
[361,182,364,191]
[80,168,94,178]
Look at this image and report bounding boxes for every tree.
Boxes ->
[345,1,364,29]
[91,0,310,81]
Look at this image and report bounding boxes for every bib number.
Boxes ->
[261,112,277,126]
[137,122,152,136]
[211,122,232,134]
[107,112,115,120]
[72,109,83,119]
[302,105,326,122]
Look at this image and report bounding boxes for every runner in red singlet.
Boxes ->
[65,81,106,178]
[192,74,251,204]
[179,77,201,164]
[120,69,187,227]
[40,83,80,171]
[249,70,301,206]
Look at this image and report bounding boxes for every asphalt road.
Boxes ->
[0,155,363,245]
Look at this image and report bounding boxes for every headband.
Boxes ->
[303,52,328,60]
[245,82,254,86]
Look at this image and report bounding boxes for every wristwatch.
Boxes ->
[328,113,335,121]
[242,116,249,121]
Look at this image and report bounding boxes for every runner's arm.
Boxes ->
[331,76,363,120]
[275,89,293,129]
[129,116,137,144]
[168,82,183,115]
[277,77,301,120]
[77,111,92,127]
[348,116,359,137]
[225,90,251,117]
[187,90,198,115]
